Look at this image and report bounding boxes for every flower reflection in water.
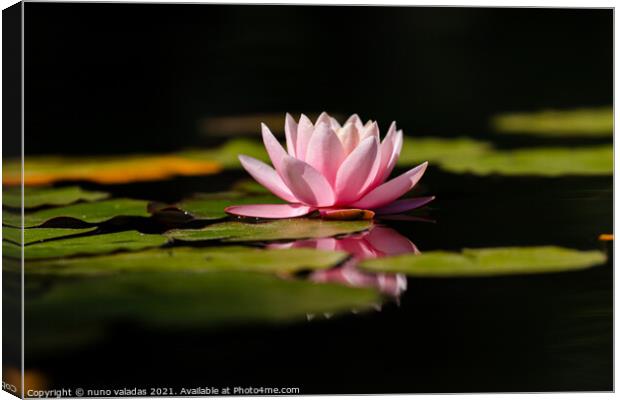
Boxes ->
[269,226,418,298]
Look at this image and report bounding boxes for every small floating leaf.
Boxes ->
[25,246,348,276]
[167,218,372,242]
[26,271,380,353]
[360,246,607,277]
[3,186,108,209]
[491,107,613,137]
[4,231,167,260]
[3,198,150,228]
[3,226,97,245]
[177,192,282,220]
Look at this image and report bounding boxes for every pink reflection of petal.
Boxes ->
[365,226,420,256]
[270,225,417,298]
[335,237,378,260]
[310,261,407,298]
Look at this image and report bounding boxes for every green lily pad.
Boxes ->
[360,246,607,277]
[3,230,167,260]
[25,271,380,354]
[3,226,97,245]
[3,198,150,228]
[177,192,282,220]
[3,186,108,209]
[397,137,492,167]
[167,218,372,242]
[25,246,348,276]
[179,138,269,168]
[397,137,612,176]
[439,145,612,176]
[491,107,613,136]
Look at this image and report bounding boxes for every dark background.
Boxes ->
[24,4,612,155]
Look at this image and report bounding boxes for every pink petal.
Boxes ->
[238,155,298,203]
[329,117,341,131]
[336,122,360,155]
[371,122,397,186]
[279,155,336,207]
[261,123,288,174]
[365,226,420,256]
[385,130,404,175]
[374,196,435,215]
[304,123,345,184]
[351,161,428,209]
[356,142,383,198]
[225,203,314,219]
[334,136,379,204]
[345,114,365,132]
[359,121,380,141]
[315,111,332,126]
[296,114,314,161]
[284,113,298,157]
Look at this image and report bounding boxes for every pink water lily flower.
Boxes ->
[225,112,434,219]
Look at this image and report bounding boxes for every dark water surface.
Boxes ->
[22,168,613,393]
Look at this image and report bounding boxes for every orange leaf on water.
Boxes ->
[3,155,222,186]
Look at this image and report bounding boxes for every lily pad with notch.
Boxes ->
[4,230,167,260]
[3,198,151,228]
